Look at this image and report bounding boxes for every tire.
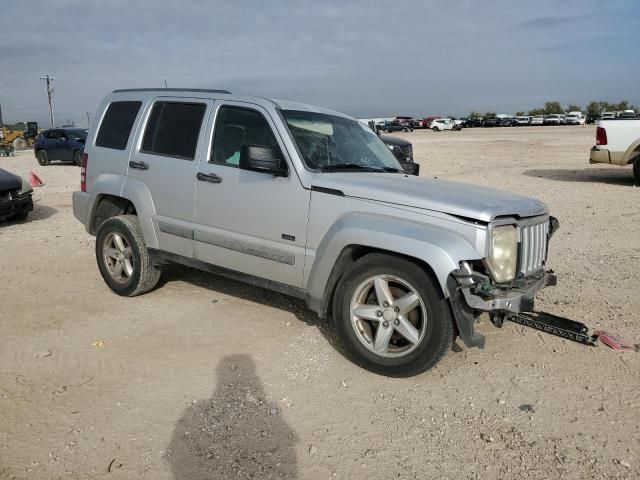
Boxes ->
[432,126,439,132]
[13,137,27,150]
[633,157,640,183]
[384,129,390,133]
[73,150,82,166]
[95,215,161,297]
[36,150,49,166]
[332,253,453,377]
[11,208,29,222]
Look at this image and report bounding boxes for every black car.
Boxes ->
[497,117,514,127]
[483,117,498,127]
[381,121,412,133]
[0,168,33,222]
[33,128,88,166]
[380,134,420,175]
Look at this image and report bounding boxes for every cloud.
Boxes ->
[1,0,639,125]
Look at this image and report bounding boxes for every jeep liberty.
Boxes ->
[73,88,558,376]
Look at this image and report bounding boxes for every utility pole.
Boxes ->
[40,74,55,128]
[86,112,91,128]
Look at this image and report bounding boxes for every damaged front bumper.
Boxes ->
[447,262,557,349]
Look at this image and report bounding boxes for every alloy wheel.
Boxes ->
[102,232,134,283]
[349,274,427,358]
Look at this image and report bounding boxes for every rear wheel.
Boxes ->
[432,126,439,132]
[73,150,82,166]
[95,215,161,296]
[333,254,453,377]
[36,150,49,166]
[633,157,640,183]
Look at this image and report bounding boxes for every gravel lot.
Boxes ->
[1,126,638,479]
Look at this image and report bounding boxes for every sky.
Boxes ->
[1,0,639,127]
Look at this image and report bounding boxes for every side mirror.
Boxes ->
[239,145,287,177]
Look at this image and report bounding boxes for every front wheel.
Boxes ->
[333,254,453,377]
[95,215,161,296]
[432,126,439,132]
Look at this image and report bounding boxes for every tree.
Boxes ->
[543,101,563,115]
[484,111,496,118]
[468,111,482,119]
[586,101,601,120]
[566,104,582,112]
[613,100,629,111]
[528,108,544,116]
[515,111,525,116]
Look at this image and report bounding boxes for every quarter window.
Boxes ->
[142,102,206,160]
[96,101,142,150]
[211,106,280,166]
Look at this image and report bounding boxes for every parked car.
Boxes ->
[600,112,616,120]
[73,87,558,376]
[419,116,439,129]
[497,117,514,127]
[544,114,562,126]
[380,135,420,175]
[0,168,33,222]
[382,121,412,133]
[618,110,636,119]
[431,119,461,131]
[530,115,544,126]
[483,117,498,127]
[590,117,640,182]
[565,112,586,125]
[34,128,88,166]
[514,116,530,126]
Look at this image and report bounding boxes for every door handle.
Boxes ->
[129,160,148,170]
[196,172,222,184]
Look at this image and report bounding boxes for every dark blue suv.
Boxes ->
[34,128,88,166]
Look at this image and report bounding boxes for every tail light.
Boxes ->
[596,127,607,146]
[80,153,88,192]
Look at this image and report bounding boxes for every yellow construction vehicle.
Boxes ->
[0,122,39,152]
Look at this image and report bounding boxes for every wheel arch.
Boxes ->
[623,139,640,165]
[87,175,158,248]
[304,214,482,318]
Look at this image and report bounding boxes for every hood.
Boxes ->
[312,173,548,223]
[379,134,410,147]
[0,168,23,192]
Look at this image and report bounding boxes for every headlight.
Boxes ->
[486,225,518,283]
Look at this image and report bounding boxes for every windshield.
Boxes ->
[282,110,404,172]
[67,129,88,140]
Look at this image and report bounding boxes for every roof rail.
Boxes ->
[112,88,232,94]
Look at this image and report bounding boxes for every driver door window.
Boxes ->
[210,106,280,166]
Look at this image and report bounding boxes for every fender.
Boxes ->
[622,137,640,165]
[120,176,159,248]
[304,212,483,316]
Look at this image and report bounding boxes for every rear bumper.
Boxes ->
[0,194,33,220]
[589,146,610,164]
[72,190,91,228]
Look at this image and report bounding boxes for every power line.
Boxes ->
[40,74,55,127]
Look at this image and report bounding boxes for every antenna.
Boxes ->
[40,74,56,128]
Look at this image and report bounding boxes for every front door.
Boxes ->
[126,98,212,258]
[193,102,310,288]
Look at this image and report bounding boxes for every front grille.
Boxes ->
[519,218,549,276]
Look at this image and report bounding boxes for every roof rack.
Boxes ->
[112,88,231,94]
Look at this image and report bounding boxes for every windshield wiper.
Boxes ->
[320,163,398,173]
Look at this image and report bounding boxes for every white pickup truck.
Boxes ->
[589,119,640,181]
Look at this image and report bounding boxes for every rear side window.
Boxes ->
[96,101,142,150]
[45,130,59,140]
[141,102,206,160]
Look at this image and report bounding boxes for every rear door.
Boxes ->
[44,130,61,159]
[192,101,310,288]
[126,97,212,259]
[57,131,72,161]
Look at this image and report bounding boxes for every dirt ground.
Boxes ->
[1,126,638,480]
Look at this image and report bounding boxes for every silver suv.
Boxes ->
[73,88,558,376]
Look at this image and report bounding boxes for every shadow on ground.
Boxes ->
[523,167,637,186]
[167,354,298,479]
[161,265,345,354]
[0,204,57,226]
